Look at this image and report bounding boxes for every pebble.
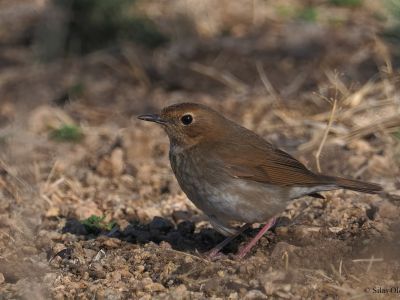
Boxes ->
[83,248,98,260]
[292,225,320,239]
[275,226,289,236]
[89,262,106,279]
[102,238,121,248]
[228,292,239,300]
[170,285,188,300]
[243,289,268,299]
[144,282,165,292]
[108,271,122,283]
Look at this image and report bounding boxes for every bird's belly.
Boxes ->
[179,173,288,224]
[204,179,289,223]
[170,152,289,224]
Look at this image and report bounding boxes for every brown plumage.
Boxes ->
[138,102,382,258]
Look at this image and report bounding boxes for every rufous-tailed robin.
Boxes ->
[138,103,382,259]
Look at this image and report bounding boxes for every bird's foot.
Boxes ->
[234,218,276,259]
[205,248,226,260]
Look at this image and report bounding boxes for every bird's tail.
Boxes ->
[327,176,382,194]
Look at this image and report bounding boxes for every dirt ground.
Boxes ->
[1,0,400,299]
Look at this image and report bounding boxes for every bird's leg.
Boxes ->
[236,217,276,259]
[207,223,251,259]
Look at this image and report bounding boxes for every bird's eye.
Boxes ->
[180,114,193,125]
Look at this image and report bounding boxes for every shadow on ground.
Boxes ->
[60,216,273,255]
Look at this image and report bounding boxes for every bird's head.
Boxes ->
[138,103,230,148]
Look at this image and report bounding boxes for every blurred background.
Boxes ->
[1,0,399,113]
[1,0,400,298]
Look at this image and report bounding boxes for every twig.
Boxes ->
[325,70,349,98]
[330,263,344,282]
[256,61,280,102]
[164,248,211,264]
[44,161,59,191]
[189,62,248,93]
[342,114,400,141]
[315,99,337,172]
[0,159,30,190]
[366,255,375,273]
[349,274,361,283]
[326,284,358,295]
[121,46,151,87]
[352,257,383,263]
[0,229,15,243]
[282,251,289,271]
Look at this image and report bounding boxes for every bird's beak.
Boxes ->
[137,114,167,124]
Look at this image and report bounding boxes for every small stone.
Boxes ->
[89,262,106,279]
[292,225,320,239]
[144,282,165,292]
[108,271,122,282]
[136,265,145,273]
[228,292,239,300]
[46,206,60,217]
[171,284,188,300]
[275,226,289,236]
[82,272,90,281]
[159,241,172,249]
[120,269,133,279]
[52,243,67,254]
[0,272,5,284]
[184,256,194,264]
[243,289,268,299]
[93,249,106,262]
[46,231,63,241]
[282,284,291,292]
[83,248,97,260]
[102,238,121,249]
[103,288,123,300]
[96,289,105,299]
[328,227,343,233]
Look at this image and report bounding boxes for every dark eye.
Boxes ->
[180,114,193,125]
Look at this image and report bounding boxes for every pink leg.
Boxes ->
[207,223,251,259]
[236,218,276,259]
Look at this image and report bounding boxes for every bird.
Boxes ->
[138,102,382,259]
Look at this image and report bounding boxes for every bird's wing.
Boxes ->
[209,141,330,187]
